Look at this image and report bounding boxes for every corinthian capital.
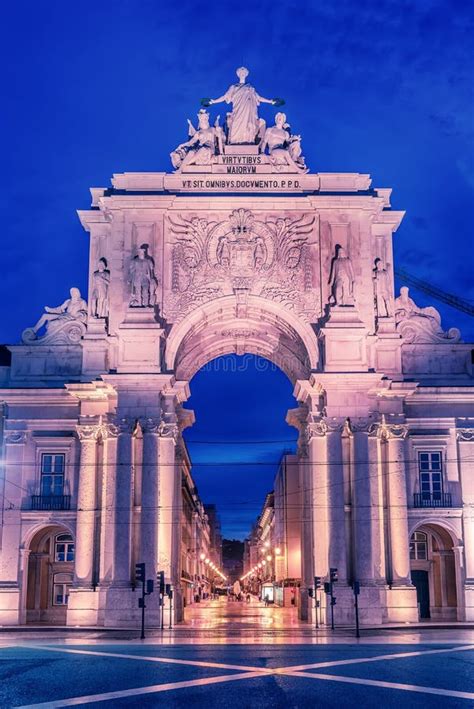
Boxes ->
[457,428,474,442]
[157,421,179,440]
[104,415,135,438]
[306,417,327,440]
[139,416,162,435]
[76,425,101,442]
[384,422,408,440]
[4,431,27,444]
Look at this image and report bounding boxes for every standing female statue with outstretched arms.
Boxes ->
[202,67,283,145]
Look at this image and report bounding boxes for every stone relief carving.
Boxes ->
[395,286,461,344]
[328,246,355,306]
[168,209,316,321]
[128,244,159,308]
[22,287,88,344]
[91,258,110,319]
[260,112,307,173]
[373,258,392,318]
[203,66,282,145]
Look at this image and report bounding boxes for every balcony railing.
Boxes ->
[413,492,452,508]
[31,495,71,511]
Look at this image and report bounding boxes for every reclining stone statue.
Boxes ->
[22,287,88,344]
[394,286,461,343]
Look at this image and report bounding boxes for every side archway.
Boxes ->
[409,522,461,620]
[24,524,75,624]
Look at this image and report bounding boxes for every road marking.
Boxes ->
[17,672,263,708]
[11,643,474,707]
[22,644,273,673]
[275,643,474,673]
[288,670,474,701]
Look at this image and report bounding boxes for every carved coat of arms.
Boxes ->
[167,209,318,320]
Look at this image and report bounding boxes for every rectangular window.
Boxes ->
[53,583,70,605]
[40,453,65,497]
[418,451,443,501]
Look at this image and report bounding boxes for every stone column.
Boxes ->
[139,417,160,579]
[110,417,135,586]
[385,424,411,585]
[157,421,179,585]
[74,424,100,587]
[457,429,474,620]
[327,425,347,581]
[352,423,386,585]
[308,420,330,580]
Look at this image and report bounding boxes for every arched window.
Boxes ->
[55,533,74,562]
[52,573,73,605]
[410,531,428,560]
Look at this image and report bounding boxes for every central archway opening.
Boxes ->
[181,353,300,629]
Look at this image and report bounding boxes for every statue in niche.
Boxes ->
[129,244,158,307]
[91,257,110,318]
[328,246,355,306]
[22,287,88,343]
[260,112,308,173]
[394,286,461,344]
[373,258,392,317]
[171,109,224,171]
[202,66,283,144]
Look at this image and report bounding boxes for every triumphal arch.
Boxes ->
[1,68,473,627]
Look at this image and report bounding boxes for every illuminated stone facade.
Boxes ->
[0,69,473,626]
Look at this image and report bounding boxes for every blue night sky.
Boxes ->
[2,1,473,538]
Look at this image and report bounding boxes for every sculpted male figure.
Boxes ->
[32,287,88,335]
[204,67,281,144]
[129,245,158,307]
[171,110,219,170]
[329,247,355,306]
[373,258,392,317]
[91,258,110,318]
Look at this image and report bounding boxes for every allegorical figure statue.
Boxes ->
[328,247,355,306]
[24,287,88,341]
[203,66,282,144]
[171,109,224,170]
[129,244,158,307]
[373,258,392,317]
[91,258,110,318]
[260,112,307,173]
[394,286,461,343]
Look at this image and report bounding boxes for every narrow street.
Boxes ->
[183,596,302,633]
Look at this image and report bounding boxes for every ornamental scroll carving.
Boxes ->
[167,209,318,321]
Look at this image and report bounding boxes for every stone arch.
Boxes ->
[165,295,319,383]
[409,521,461,621]
[24,523,75,624]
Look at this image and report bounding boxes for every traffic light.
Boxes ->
[330,567,338,583]
[324,582,331,594]
[352,581,360,596]
[308,588,314,598]
[157,571,165,595]
[165,583,171,597]
[314,576,322,589]
[135,563,145,583]
[146,579,154,595]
